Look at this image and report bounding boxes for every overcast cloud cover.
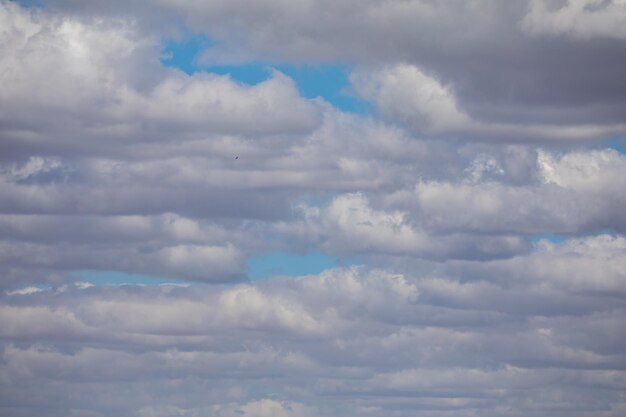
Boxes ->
[1,0,626,416]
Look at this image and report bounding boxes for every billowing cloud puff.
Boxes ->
[280,193,529,260]
[0,1,321,162]
[350,65,469,133]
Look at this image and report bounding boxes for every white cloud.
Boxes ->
[523,0,626,40]
[0,1,321,150]
[2,157,65,183]
[511,235,626,294]
[350,65,469,133]
[5,286,43,296]
[127,70,321,135]
[319,193,428,254]
[538,148,626,189]
[283,193,529,259]
[385,149,626,234]
[214,399,321,417]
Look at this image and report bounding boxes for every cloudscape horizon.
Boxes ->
[1,1,626,416]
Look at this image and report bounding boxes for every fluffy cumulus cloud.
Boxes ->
[0,2,320,154]
[1,0,626,416]
[350,65,470,134]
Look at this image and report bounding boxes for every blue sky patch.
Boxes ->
[607,136,626,155]
[161,34,213,75]
[246,251,360,280]
[274,64,369,113]
[201,64,273,86]
[160,35,369,113]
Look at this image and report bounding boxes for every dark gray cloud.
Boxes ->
[350,64,626,140]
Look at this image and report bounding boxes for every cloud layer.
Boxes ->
[3,259,626,416]
[1,1,626,416]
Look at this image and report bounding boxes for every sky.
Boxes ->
[1,0,626,416]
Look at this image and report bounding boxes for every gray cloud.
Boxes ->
[1,1,626,416]
[2,259,626,416]
[17,0,626,129]
[278,192,531,260]
[103,0,626,129]
[0,2,321,163]
[522,0,626,40]
[385,149,626,235]
[350,64,626,140]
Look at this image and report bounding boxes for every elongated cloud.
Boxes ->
[523,0,626,40]
[350,64,626,140]
[2,259,626,416]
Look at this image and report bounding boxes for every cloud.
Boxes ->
[2,260,626,416]
[0,1,322,163]
[0,211,253,286]
[134,399,322,417]
[350,65,469,133]
[85,0,626,130]
[385,148,626,235]
[212,399,322,417]
[1,1,626,416]
[350,64,626,140]
[280,193,530,260]
[522,0,626,40]
[474,235,626,295]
